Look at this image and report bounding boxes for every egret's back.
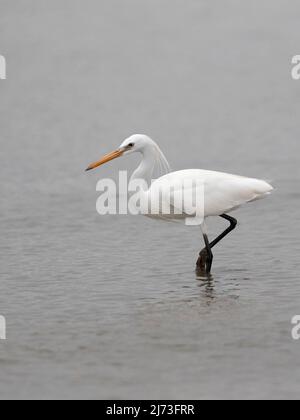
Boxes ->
[150,169,273,218]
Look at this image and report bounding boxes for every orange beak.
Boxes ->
[86,149,124,172]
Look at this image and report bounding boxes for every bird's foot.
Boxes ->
[196,248,213,276]
[196,248,208,272]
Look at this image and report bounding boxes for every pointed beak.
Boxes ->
[85,149,124,172]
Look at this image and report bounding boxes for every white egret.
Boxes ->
[86,134,273,274]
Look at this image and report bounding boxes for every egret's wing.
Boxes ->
[151,170,273,218]
[149,173,205,223]
[203,175,273,215]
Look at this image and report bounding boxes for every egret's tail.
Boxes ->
[249,179,274,202]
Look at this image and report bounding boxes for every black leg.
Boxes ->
[196,214,238,273]
[209,214,237,249]
[203,233,213,274]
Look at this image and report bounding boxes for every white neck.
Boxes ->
[130,144,170,187]
[131,148,156,186]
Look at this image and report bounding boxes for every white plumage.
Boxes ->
[86,134,273,274]
[148,169,273,219]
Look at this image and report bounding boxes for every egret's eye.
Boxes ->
[128,143,134,148]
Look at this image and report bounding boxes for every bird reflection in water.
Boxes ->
[196,268,216,301]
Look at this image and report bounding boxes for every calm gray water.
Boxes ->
[1,0,300,400]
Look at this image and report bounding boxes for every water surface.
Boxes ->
[0,0,300,399]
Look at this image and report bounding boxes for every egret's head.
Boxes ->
[119,134,157,154]
[85,134,155,171]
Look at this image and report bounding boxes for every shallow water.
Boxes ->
[0,0,300,399]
